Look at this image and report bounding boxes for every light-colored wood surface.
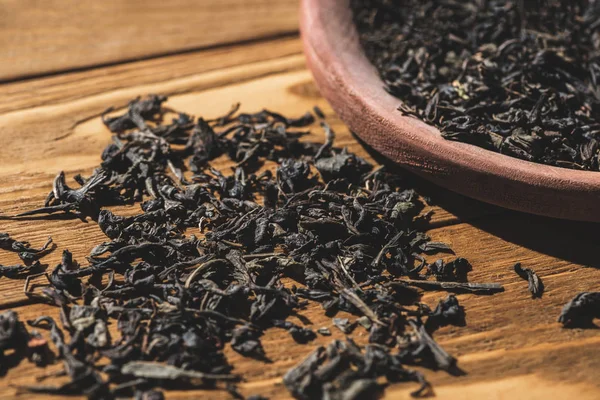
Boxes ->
[0,0,299,81]
[0,33,598,400]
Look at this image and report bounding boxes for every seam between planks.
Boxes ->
[0,31,300,85]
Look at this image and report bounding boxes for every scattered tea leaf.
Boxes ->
[514,263,544,298]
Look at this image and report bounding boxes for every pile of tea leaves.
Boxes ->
[0,94,549,400]
[351,0,600,170]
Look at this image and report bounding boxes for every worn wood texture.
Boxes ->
[0,0,299,81]
[0,36,597,399]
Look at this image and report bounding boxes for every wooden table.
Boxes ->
[1,1,599,399]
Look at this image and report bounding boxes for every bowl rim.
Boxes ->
[300,0,600,221]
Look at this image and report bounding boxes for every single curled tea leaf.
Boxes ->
[0,233,55,263]
[273,320,316,344]
[0,261,43,279]
[419,241,454,255]
[102,94,167,132]
[283,346,325,400]
[393,279,504,294]
[513,263,544,298]
[425,294,466,332]
[400,320,458,373]
[558,292,600,328]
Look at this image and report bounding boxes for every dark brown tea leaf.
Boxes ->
[514,263,544,298]
[352,0,600,170]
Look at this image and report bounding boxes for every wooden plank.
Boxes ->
[0,0,298,81]
[1,211,600,399]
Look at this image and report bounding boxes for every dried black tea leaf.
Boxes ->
[317,327,332,336]
[283,346,325,400]
[332,318,356,334]
[0,233,55,263]
[10,96,510,398]
[558,292,600,328]
[284,339,431,400]
[26,330,53,367]
[419,241,454,255]
[351,0,600,170]
[17,171,108,219]
[427,258,472,282]
[121,361,240,382]
[323,378,381,400]
[0,261,43,279]
[231,326,266,359]
[399,320,457,373]
[513,263,544,298]
[393,279,504,294]
[0,310,29,360]
[102,94,167,132]
[425,295,466,332]
[315,149,371,182]
[356,316,372,331]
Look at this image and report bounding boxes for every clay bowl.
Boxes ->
[300,0,600,222]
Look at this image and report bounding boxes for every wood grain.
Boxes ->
[0,0,298,81]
